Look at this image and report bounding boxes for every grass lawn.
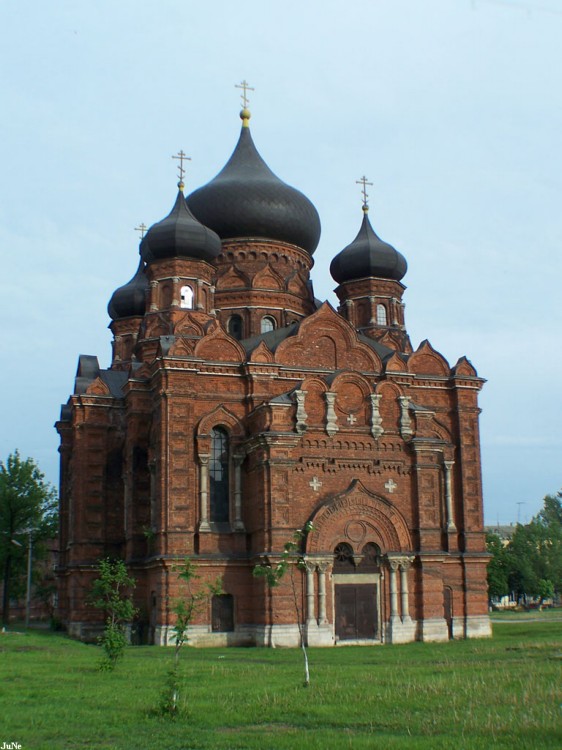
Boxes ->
[0,615,560,750]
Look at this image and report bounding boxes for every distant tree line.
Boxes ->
[487,491,562,606]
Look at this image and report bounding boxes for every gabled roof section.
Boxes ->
[274,302,383,372]
[407,340,450,376]
[70,355,127,402]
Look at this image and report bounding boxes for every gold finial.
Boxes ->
[172,150,191,191]
[356,175,374,212]
[134,222,147,239]
[235,79,254,126]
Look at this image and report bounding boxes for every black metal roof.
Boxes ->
[141,190,221,264]
[186,125,321,255]
[330,210,407,284]
[107,256,149,321]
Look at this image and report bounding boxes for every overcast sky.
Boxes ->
[1,0,560,525]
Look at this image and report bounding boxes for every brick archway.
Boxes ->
[306,479,412,555]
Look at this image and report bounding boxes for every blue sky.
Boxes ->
[1,0,560,525]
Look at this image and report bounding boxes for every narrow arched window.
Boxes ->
[376,304,387,326]
[228,315,243,340]
[180,285,194,309]
[260,315,276,333]
[210,427,229,522]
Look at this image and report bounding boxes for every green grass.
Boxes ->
[490,607,562,620]
[0,618,560,750]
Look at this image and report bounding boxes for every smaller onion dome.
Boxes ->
[186,111,321,255]
[330,209,407,284]
[108,256,149,320]
[140,189,221,264]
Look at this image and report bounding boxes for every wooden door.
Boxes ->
[335,584,377,640]
[211,594,234,632]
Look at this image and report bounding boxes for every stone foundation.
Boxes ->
[388,616,417,644]
[465,614,492,639]
[419,617,449,642]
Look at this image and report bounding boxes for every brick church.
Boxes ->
[56,101,491,646]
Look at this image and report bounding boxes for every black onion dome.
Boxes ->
[108,256,149,320]
[140,190,221,264]
[186,125,321,255]
[330,210,407,284]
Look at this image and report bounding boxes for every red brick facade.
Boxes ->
[56,118,490,646]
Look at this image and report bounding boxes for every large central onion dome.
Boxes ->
[330,208,407,284]
[186,111,321,255]
[140,189,221,264]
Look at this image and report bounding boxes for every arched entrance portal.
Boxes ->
[333,542,382,641]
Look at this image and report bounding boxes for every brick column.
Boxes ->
[400,557,414,622]
[389,559,400,623]
[198,454,210,531]
[233,454,244,531]
[443,460,457,532]
[305,561,316,626]
[317,562,330,625]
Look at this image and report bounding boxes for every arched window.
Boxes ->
[180,285,194,309]
[376,304,387,326]
[210,427,229,522]
[359,543,381,572]
[228,315,243,340]
[260,315,276,333]
[333,542,355,573]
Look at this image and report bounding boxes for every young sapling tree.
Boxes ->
[253,522,314,687]
[90,558,138,671]
[160,558,222,717]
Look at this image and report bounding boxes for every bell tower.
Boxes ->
[330,177,412,352]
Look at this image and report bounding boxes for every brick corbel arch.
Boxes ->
[306,479,412,556]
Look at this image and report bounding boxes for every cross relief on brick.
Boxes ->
[346,413,357,425]
[309,476,322,492]
[384,478,397,494]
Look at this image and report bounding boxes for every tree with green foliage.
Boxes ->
[488,491,562,606]
[486,532,510,601]
[90,558,138,670]
[0,451,58,626]
[160,559,222,717]
[253,522,314,687]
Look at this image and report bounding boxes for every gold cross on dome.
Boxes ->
[172,150,191,186]
[356,175,374,210]
[235,79,255,109]
[134,222,147,239]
